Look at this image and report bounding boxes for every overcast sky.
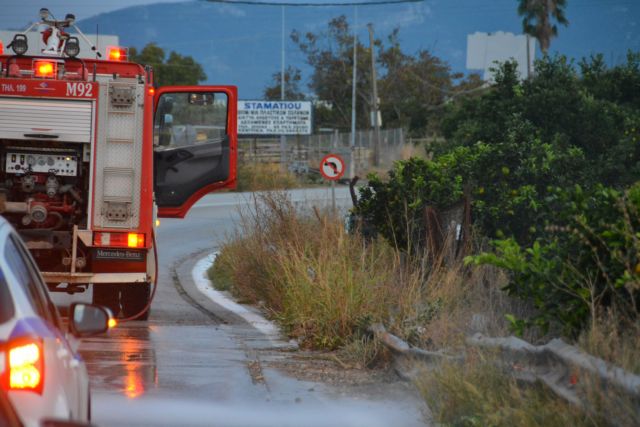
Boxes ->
[1,0,397,29]
[2,0,186,29]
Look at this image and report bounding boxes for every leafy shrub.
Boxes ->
[355,53,640,334]
[356,118,585,249]
[468,183,640,335]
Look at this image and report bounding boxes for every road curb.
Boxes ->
[174,250,293,348]
[172,250,243,325]
[191,252,281,340]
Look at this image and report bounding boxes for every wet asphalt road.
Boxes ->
[74,188,427,426]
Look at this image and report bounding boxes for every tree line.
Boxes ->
[263,0,569,136]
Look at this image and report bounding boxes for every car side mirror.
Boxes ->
[69,303,110,337]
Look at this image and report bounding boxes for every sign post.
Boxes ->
[320,153,345,212]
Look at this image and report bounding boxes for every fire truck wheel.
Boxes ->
[121,282,151,320]
[92,285,121,318]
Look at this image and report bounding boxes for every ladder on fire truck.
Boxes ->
[96,80,143,230]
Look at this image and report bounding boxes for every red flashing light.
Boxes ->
[107,46,128,62]
[33,60,56,78]
[8,340,44,393]
[148,87,155,96]
[0,40,3,55]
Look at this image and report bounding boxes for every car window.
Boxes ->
[4,235,55,326]
[0,268,15,325]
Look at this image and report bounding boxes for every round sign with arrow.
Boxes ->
[320,154,346,181]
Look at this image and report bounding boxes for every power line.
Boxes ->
[203,0,424,6]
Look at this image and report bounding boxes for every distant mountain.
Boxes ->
[76,0,639,98]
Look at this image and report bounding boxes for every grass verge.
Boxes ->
[211,191,408,349]
[210,191,639,425]
[417,350,594,427]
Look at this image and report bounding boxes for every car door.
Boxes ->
[4,234,83,418]
[153,86,237,218]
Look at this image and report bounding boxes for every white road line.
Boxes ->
[192,252,281,339]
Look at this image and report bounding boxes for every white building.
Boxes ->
[466,31,536,82]
[0,28,119,59]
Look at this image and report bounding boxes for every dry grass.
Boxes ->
[396,246,538,351]
[212,191,421,349]
[236,163,299,192]
[212,191,640,425]
[414,257,640,426]
[573,313,640,426]
[213,191,529,352]
[579,312,640,375]
[417,350,595,427]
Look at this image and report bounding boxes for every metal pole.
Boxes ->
[349,6,358,179]
[280,5,287,173]
[331,129,338,213]
[526,34,531,79]
[367,23,381,167]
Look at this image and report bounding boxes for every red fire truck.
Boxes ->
[0,10,237,319]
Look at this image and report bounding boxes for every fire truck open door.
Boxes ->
[153,86,237,218]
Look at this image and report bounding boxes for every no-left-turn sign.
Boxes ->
[320,154,346,181]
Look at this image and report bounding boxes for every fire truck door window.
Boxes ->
[153,90,232,210]
[154,93,228,148]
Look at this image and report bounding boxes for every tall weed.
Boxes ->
[213,192,416,349]
[417,351,596,427]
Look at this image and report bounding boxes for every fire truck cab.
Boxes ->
[0,10,237,319]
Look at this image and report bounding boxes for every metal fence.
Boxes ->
[238,128,406,176]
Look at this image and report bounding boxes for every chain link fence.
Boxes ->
[238,128,407,176]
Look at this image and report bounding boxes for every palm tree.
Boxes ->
[518,0,569,54]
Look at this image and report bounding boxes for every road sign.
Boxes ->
[238,100,312,135]
[320,154,345,181]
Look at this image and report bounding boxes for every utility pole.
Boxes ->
[349,6,358,178]
[367,23,381,167]
[526,34,531,79]
[280,5,287,173]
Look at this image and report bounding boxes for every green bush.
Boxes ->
[355,53,640,334]
[468,183,640,335]
[441,54,640,188]
[356,118,585,249]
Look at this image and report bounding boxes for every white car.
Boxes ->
[0,216,110,427]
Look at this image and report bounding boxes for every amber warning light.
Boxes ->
[94,232,145,248]
[33,60,56,78]
[107,46,128,61]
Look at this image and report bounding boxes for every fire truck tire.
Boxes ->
[121,282,151,320]
[92,285,121,317]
